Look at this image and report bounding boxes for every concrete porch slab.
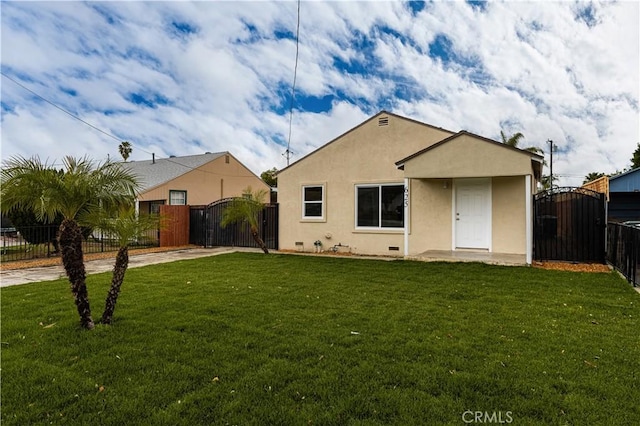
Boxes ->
[407,250,527,266]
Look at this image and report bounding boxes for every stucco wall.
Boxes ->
[407,176,527,255]
[407,179,453,253]
[138,154,269,205]
[278,113,454,255]
[491,176,527,254]
[279,113,534,257]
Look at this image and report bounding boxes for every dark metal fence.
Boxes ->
[189,206,207,247]
[533,187,606,263]
[1,225,160,263]
[190,200,278,250]
[607,222,639,287]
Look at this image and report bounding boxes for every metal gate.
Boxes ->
[533,187,606,263]
[189,199,278,250]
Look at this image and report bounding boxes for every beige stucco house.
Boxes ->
[123,152,269,213]
[277,111,543,264]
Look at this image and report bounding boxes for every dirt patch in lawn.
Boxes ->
[0,245,197,271]
[532,261,611,273]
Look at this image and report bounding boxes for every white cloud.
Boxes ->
[1,0,637,187]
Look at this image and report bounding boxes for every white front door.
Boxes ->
[455,179,491,249]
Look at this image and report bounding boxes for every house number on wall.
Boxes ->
[403,186,409,207]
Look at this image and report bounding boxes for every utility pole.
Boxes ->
[283,148,293,166]
[547,139,554,189]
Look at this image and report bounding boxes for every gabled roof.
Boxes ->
[395,130,544,168]
[123,152,226,192]
[277,110,456,175]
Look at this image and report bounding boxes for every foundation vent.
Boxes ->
[388,246,400,251]
[378,116,389,126]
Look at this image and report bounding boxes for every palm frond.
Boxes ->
[1,155,141,222]
[1,156,61,222]
[524,146,543,155]
[500,130,508,144]
[221,187,268,230]
[506,132,524,147]
[82,204,163,247]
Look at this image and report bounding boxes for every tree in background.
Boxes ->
[1,156,138,330]
[631,143,640,169]
[501,130,550,189]
[7,207,62,252]
[261,167,278,187]
[583,172,606,184]
[540,175,558,190]
[221,187,269,254]
[500,131,544,154]
[500,131,525,147]
[84,204,163,325]
[119,141,132,162]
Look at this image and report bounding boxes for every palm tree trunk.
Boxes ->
[102,246,129,325]
[59,219,94,330]
[250,225,269,254]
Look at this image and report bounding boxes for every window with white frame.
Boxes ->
[302,185,324,219]
[169,190,187,205]
[356,184,404,229]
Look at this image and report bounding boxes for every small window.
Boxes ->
[302,185,324,219]
[169,190,187,205]
[149,200,165,214]
[356,184,404,229]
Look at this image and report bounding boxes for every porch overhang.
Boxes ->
[395,131,543,179]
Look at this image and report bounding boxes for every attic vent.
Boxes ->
[378,116,389,126]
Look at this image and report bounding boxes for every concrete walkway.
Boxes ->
[0,247,262,288]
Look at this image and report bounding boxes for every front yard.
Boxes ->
[1,253,638,425]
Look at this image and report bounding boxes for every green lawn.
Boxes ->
[2,253,639,425]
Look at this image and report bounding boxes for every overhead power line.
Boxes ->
[1,71,124,144]
[0,71,232,176]
[283,0,301,166]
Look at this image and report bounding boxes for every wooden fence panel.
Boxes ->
[159,205,190,247]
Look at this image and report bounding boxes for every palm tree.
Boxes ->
[85,205,162,325]
[1,156,138,329]
[500,131,544,155]
[540,174,559,190]
[119,141,132,162]
[221,187,270,254]
[500,130,525,147]
[583,172,606,184]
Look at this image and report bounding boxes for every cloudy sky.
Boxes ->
[1,1,638,186]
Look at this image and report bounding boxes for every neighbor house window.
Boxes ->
[169,190,187,205]
[149,200,165,214]
[356,184,404,229]
[302,185,324,219]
